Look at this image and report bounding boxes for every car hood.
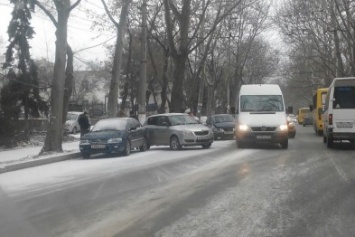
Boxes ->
[213,122,235,128]
[171,124,211,132]
[83,130,124,139]
[238,112,287,126]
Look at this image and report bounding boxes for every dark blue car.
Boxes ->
[79,117,148,158]
[206,114,235,140]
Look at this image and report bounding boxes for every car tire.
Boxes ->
[139,137,148,152]
[170,136,182,150]
[289,132,295,138]
[72,127,77,134]
[123,140,131,156]
[82,153,90,159]
[281,139,288,149]
[202,143,212,149]
[327,136,333,148]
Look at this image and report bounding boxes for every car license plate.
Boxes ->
[256,135,271,139]
[336,122,353,128]
[91,144,105,149]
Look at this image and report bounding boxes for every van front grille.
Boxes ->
[251,127,276,132]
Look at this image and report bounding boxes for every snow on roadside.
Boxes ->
[0,141,80,167]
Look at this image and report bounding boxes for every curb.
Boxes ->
[0,152,82,174]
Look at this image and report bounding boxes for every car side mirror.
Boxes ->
[161,122,169,127]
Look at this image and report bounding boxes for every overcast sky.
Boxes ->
[0,0,115,69]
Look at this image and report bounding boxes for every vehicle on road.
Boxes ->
[144,113,214,150]
[303,112,313,127]
[287,115,296,138]
[311,88,328,135]
[80,117,148,158]
[206,114,235,140]
[64,111,82,134]
[235,84,289,148]
[297,107,310,125]
[323,77,355,148]
[288,114,297,123]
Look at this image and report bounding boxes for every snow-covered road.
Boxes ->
[1,126,355,237]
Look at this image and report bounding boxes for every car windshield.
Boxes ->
[168,115,199,125]
[66,113,79,121]
[212,115,234,123]
[240,95,284,112]
[92,119,127,131]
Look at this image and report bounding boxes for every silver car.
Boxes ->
[144,113,214,150]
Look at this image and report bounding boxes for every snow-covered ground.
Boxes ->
[0,137,80,167]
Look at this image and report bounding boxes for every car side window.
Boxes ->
[147,117,158,125]
[157,116,168,126]
[129,118,141,129]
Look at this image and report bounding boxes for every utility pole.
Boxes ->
[138,0,147,123]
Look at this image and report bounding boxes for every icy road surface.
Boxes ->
[1,125,355,237]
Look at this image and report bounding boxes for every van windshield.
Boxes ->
[241,95,284,112]
[333,86,355,109]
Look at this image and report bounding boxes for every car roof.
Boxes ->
[148,113,186,118]
[67,111,83,115]
[211,114,233,117]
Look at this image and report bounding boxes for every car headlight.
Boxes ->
[107,137,123,143]
[238,124,249,131]
[279,124,288,131]
[80,140,90,145]
[182,131,194,136]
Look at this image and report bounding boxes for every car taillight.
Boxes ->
[329,114,333,125]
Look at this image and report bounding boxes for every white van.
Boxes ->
[235,84,289,148]
[323,77,355,148]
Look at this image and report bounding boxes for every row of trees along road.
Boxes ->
[1,0,279,152]
[275,0,355,106]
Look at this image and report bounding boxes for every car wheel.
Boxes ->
[170,136,182,150]
[281,139,288,149]
[202,143,212,149]
[139,137,148,152]
[326,136,333,148]
[82,153,90,159]
[72,126,77,134]
[123,140,131,156]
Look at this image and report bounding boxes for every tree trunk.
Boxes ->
[170,54,186,112]
[106,0,131,117]
[42,3,69,153]
[120,30,133,111]
[62,45,74,122]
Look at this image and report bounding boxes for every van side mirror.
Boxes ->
[309,105,313,111]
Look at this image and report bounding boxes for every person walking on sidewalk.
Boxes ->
[78,111,90,138]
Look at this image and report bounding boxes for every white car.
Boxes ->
[64,111,82,134]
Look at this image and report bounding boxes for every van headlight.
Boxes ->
[279,125,288,131]
[107,138,122,143]
[238,124,249,131]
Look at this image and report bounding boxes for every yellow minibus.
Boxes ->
[311,88,328,135]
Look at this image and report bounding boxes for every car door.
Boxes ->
[156,116,171,145]
[127,118,140,148]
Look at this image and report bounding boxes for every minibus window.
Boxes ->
[333,86,355,109]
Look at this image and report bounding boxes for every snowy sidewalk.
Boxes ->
[0,140,81,173]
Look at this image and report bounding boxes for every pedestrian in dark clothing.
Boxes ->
[78,111,90,138]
